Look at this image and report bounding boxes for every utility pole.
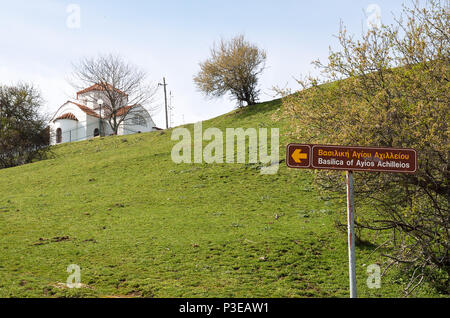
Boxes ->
[158,77,169,129]
[346,170,357,298]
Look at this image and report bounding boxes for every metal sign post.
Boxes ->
[346,171,357,298]
[286,143,418,298]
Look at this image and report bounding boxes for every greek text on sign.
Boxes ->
[287,144,417,173]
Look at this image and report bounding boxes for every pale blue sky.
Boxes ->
[0,0,408,127]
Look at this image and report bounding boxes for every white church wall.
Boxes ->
[85,115,100,139]
[102,121,114,136]
[50,103,88,145]
[121,106,156,135]
[54,119,79,143]
[122,121,154,135]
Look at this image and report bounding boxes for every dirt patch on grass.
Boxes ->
[32,236,71,246]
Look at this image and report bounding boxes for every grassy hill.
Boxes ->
[0,98,442,298]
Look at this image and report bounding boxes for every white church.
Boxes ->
[49,84,159,145]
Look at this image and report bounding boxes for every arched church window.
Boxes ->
[132,115,147,127]
[56,128,62,144]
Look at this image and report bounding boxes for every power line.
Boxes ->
[169,91,175,128]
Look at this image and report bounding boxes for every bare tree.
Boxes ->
[71,54,158,135]
[194,35,267,107]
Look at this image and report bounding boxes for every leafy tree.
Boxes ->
[0,83,50,169]
[281,0,449,295]
[194,35,266,107]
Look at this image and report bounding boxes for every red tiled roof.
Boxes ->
[76,83,128,97]
[54,113,78,122]
[71,102,100,118]
[115,105,134,116]
[55,101,137,120]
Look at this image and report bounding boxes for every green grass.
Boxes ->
[0,98,442,298]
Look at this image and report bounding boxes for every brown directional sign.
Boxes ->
[287,144,417,173]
